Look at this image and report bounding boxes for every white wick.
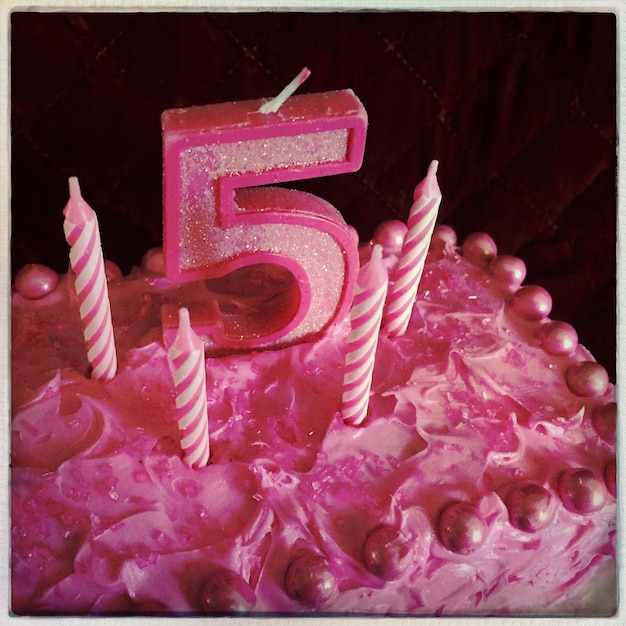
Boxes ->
[258,67,311,114]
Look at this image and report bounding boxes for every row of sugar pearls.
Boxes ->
[459,231,616,515]
[381,467,611,553]
[506,283,609,397]
[94,566,256,615]
[459,231,611,397]
[393,226,613,433]
[281,467,616,609]
[282,527,414,609]
[459,232,615,506]
[528,461,616,514]
[504,464,615,527]
[459,231,527,292]
[437,470,614,555]
[497,285,609,396]
[462,231,529,293]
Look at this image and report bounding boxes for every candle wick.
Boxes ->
[179,307,191,330]
[258,67,311,114]
[68,176,82,199]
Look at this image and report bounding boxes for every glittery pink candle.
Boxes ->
[168,307,210,468]
[383,160,441,337]
[342,245,388,426]
[161,78,366,352]
[63,177,117,382]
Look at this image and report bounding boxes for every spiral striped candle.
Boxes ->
[382,160,441,337]
[342,245,388,426]
[168,308,210,468]
[63,177,117,382]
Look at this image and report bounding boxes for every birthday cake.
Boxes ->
[11,227,616,615]
[10,85,616,616]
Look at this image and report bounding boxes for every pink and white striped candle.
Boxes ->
[168,308,210,468]
[63,177,117,382]
[342,244,388,426]
[382,160,441,337]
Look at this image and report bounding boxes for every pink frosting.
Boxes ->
[11,230,616,615]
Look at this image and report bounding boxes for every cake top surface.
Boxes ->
[10,224,617,617]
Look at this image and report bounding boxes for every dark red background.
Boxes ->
[10,11,616,379]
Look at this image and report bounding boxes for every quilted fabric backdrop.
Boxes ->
[10,11,616,379]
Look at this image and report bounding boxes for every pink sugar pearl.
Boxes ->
[142,247,165,274]
[461,232,497,267]
[284,553,338,607]
[540,320,578,355]
[591,402,617,445]
[104,259,123,281]
[438,502,487,554]
[558,468,606,514]
[371,220,408,255]
[505,483,553,533]
[432,224,457,248]
[566,361,609,397]
[200,568,256,614]
[429,224,457,259]
[490,255,526,290]
[14,263,59,299]
[363,526,412,580]
[510,285,552,321]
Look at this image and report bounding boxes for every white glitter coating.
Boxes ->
[178,128,349,269]
[200,128,349,179]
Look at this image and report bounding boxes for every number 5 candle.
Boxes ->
[161,79,366,352]
[63,177,117,382]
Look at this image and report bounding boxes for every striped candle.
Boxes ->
[342,244,388,426]
[63,177,117,382]
[168,308,210,468]
[382,160,441,337]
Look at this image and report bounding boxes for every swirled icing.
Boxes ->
[11,230,616,615]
